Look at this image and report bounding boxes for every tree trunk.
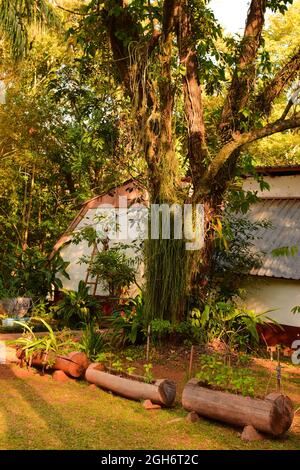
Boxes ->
[85,363,176,407]
[182,379,294,436]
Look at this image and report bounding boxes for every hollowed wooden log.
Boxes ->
[182,379,294,436]
[17,350,88,378]
[85,363,176,407]
[67,351,90,370]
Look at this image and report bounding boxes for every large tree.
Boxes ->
[75,0,300,321]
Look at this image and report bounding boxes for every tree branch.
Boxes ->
[102,1,139,92]
[219,0,267,136]
[162,0,177,38]
[176,0,208,189]
[254,48,300,116]
[205,113,300,184]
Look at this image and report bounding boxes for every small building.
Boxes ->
[52,180,148,297]
[53,167,300,343]
[243,166,300,344]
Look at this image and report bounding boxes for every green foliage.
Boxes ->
[1,0,299,343]
[0,247,69,299]
[272,245,299,257]
[196,354,257,397]
[211,209,270,300]
[112,359,123,373]
[88,246,137,297]
[110,295,145,347]
[30,300,52,319]
[0,0,60,60]
[149,319,173,344]
[144,236,188,324]
[188,301,275,352]
[13,317,77,366]
[266,0,293,14]
[53,281,101,327]
[79,320,107,360]
[291,305,300,314]
[143,363,154,384]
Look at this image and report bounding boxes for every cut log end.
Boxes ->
[266,393,294,436]
[157,379,177,407]
[67,352,89,370]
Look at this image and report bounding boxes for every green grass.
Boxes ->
[0,363,299,450]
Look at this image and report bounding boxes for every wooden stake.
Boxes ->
[276,346,281,393]
[146,324,151,362]
[188,345,195,378]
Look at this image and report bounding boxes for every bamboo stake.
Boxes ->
[146,324,151,362]
[276,346,282,393]
[188,345,195,378]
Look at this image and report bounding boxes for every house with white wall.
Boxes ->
[52,167,300,344]
[52,180,148,297]
[243,166,300,344]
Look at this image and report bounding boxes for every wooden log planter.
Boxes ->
[17,349,89,378]
[85,363,176,407]
[182,379,294,436]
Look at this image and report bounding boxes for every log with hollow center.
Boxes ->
[17,350,89,378]
[85,363,176,407]
[182,379,294,436]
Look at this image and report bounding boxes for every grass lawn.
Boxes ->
[0,357,300,450]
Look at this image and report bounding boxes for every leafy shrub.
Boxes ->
[31,300,51,318]
[79,242,138,298]
[53,280,101,327]
[0,248,69,300]
[143,363,154,383]
[110,295,145,347]
[13,317,77,366]
[150,319,173,344]
[196,354,257,397]
[79,320,107,360]
[187,301,275,352]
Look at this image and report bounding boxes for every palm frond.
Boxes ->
[0,0,60,60]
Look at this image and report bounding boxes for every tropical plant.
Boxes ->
[53,280,101,327]
[30,300,50,318]
[0,0,59,60]
[13,317,77,366]
[149,319,173,345]
[187,301,277,353]
[87,246,137,297]
[79,320,107,360]
[110,295,145,347]
[143,363,154,384]
[0,247,70,300]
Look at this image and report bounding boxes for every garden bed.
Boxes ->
[85,363,176,407]
[182,379,294,436]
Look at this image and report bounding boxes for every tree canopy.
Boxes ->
[0,0,300,319]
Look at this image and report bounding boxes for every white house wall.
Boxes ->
[243,174,300,198]
[58,206,144,295]
[244,278,300,327]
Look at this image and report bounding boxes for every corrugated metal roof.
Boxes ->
[248,199,300,280]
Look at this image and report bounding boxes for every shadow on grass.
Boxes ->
[0,365,78,449]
